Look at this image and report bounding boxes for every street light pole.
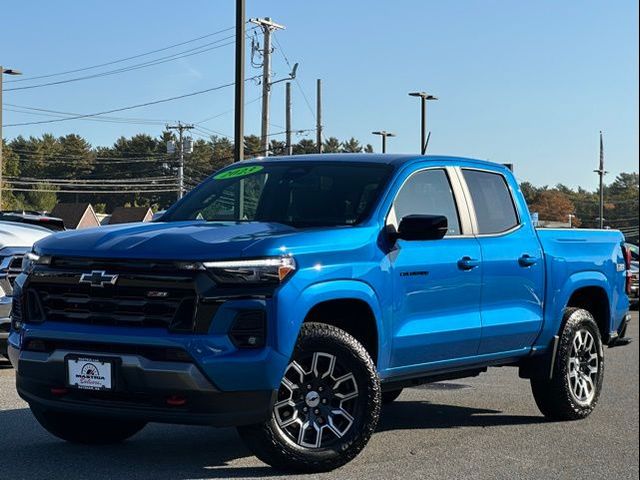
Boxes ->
[0,66,23,209]
[371,131,396,154]
[408,92,437,155]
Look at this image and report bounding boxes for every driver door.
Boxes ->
[388,168,483,369]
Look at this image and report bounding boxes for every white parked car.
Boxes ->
[1,221,52,358]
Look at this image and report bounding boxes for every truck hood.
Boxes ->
[34,221,302,261]
[0,221,52,249]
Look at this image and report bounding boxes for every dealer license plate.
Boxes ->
[66,357,113,391]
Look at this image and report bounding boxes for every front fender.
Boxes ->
[536,270,611,348]
[275,279,385,368]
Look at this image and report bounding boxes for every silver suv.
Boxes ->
[1,221,52,358]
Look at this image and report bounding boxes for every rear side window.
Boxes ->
[462,169,519,234]
[391,169,461,236]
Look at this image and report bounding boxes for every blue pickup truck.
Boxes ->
[8,155,633,472]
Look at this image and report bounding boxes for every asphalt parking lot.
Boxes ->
[1,312,637,480]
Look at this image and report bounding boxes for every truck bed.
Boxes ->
[535,228,628,348]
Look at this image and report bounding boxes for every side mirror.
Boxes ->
[397,215,448,241]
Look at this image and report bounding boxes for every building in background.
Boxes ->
[50,203,100,230]
[107,207,153,225]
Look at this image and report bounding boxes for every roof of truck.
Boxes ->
[240,153,508,170]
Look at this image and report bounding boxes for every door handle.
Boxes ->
[458,256,480,270]
[518,254,539,267]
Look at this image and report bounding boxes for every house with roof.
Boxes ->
[107,207,154,225]
[50,203,101,230]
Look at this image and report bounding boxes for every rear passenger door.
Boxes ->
[460,168,545,355]
[388,167,483,368]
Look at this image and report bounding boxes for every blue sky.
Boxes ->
[2,0,638,188]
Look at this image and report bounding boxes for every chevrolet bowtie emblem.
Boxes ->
[79,270,119,288]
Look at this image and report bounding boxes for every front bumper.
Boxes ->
[10,344,276,426]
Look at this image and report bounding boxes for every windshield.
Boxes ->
[162,162,393,227]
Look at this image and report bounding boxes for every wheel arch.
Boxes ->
[565,286,610,342]
[277,280,385,368]
[303,298,379,364]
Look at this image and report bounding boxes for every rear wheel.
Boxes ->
[238,322,381,472]
[30,406,146,444]
[530,308,604,420]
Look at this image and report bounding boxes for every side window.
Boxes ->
[462,169,519,234]
[390,169,461,236]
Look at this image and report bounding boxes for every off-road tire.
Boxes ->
[530,308,604,420]
[381,388,403,405]
[238,322,381,473]
[30,406,146,444]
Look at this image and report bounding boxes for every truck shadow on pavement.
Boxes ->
[377,399,545,431]
[0,401,545,479]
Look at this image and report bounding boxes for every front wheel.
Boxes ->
[530,308,604,420]
[238,323,381,473]
[30,406,146,444]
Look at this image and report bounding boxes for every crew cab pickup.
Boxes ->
[8,155,632,472]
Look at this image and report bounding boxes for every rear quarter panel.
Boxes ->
[535,228,628,349]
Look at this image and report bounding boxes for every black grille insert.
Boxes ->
[26,267,198,330]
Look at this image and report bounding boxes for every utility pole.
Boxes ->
[408,91,438,154]
[0,66,22,209]
[234,0,245,163]
[316,79,323,153]
[371,131,396,154]
[251,17,285,157]
[594,131,607,229]
[285,82,293,155]
[166,122,194,200]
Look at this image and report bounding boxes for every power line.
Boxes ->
[7,176,177,184]
[5,25,237,84]
[195,95,262,124]
[4,35,239,92]
[12,150,170,160]
[192,124,232,138]
[3,187,178,194]
[5,105,169,126]
[272,33,317,128]
[9,182,179,190]
[8,146,170,157]
[13,157,170,165]
[2,78,258,127]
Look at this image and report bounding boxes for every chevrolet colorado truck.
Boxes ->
[9,155,633,472]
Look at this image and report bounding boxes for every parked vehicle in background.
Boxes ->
[0,211,65,232]
[0,221,52,358]
[8,154,632,472]
[623,243,638,309]
[625,243,639,262]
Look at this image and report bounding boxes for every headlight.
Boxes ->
[21,252,51,273]
[203,256,296,285]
